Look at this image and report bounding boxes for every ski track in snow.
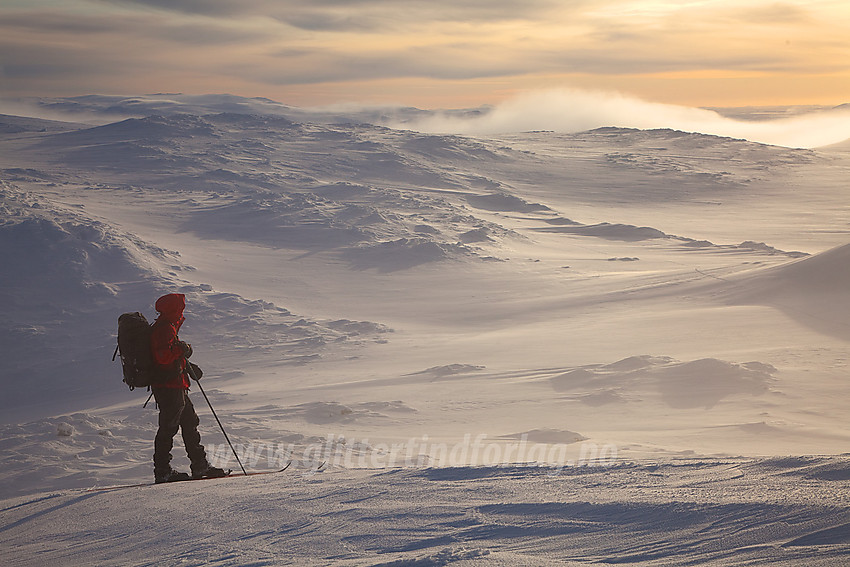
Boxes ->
[2,94,850,565]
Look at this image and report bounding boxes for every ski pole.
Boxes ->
[187,364,248,476]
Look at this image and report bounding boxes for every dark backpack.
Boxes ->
[113,312,168,390]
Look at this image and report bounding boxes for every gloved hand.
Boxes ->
[178,340,193,359]
[188,362,203,381]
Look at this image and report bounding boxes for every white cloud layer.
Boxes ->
[399,89,850,148]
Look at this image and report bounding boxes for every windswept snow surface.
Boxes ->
[2,95,850,565]
[4,458,850,566]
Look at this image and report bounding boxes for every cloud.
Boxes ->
[96,0,239,17]
[248,43,533,85]
[729,2,812,25]
[0,11,128,34]
[102,0,570,28]
[0,38,108,78]
[2,1,849,107]
[396,88,850,148]
[0,10,270,46]
[540,49,787,76]
[0,9,274,94]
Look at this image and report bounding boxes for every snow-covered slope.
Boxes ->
[4,457,850,566]
[721,243,850,341]
[2,95,850,565]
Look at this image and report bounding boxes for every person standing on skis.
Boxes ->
[150,293,227,483]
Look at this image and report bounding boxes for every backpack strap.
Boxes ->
[112,344,120,361]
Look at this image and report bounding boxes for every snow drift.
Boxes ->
[722,243,850,341]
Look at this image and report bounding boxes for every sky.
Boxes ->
[1,0,849,109]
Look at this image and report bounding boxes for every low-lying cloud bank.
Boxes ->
[396,89,850,149]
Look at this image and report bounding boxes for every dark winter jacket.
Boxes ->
[150,293,190,390]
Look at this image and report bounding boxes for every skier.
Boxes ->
[150,293,227,483]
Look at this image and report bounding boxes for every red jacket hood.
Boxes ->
[155,293,186,324]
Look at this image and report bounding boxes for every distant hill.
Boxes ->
[0,113,86,134]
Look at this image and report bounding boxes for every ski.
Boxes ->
[87,462,292,493]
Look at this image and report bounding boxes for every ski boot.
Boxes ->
[191,464,230,479]
[155,469,191,484]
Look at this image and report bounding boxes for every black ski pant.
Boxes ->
[152,387,208,474]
